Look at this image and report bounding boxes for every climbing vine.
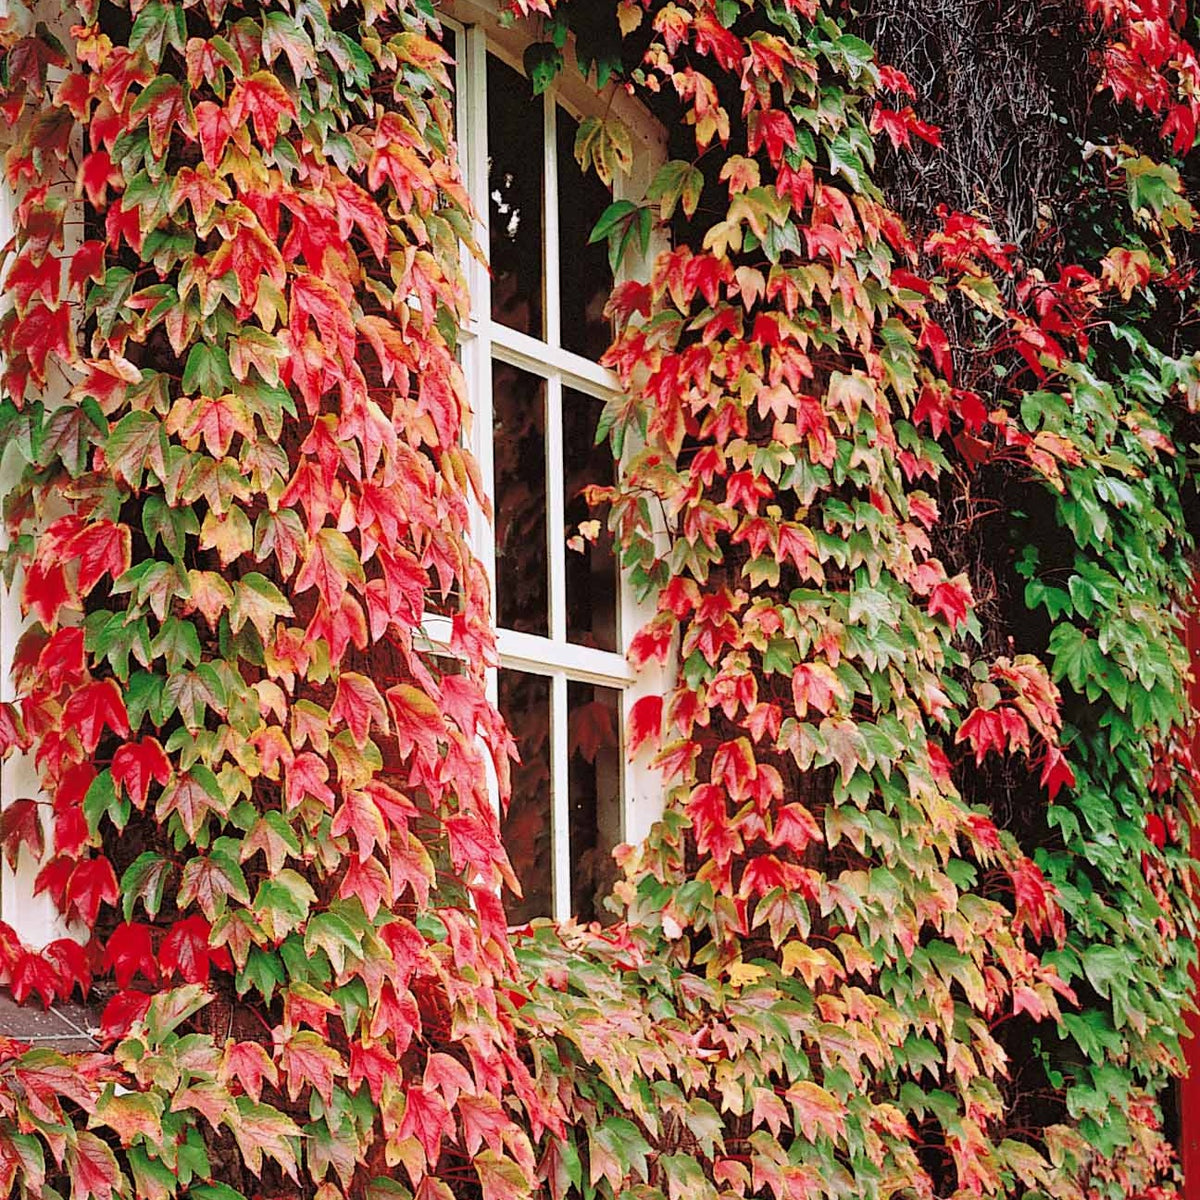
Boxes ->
[0,2,1196,1200]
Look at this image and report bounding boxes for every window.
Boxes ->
[435,2,668,923]
[0,2,669,937]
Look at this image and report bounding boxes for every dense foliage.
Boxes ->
[0,1,1197,1199]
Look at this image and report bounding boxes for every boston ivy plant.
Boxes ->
[0,1,1195,1199]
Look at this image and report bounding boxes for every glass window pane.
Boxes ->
[493,363,549,635]
[557,107,615,360]
[499,670,553,924]
[488,54,545,338]
[568,681,622,923]
[563,388,618,651]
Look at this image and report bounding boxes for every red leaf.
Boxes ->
[131,76,193,158]
[627,695,663,756]
[194,100,233,168]
[0,702,30,755]
[748,108,796,167]
[628,614,675,668]
[284,986,338,1037]
[338,855,391,919]
[459,1092,511,1157]
[67,1131,119,1200]
[13,303,73,386]
[399,1083,454,1167]
[294,527,363,612]
[79,150,122,208]
[65,856,119,925]
[331,790,387,862]
[928,575,973,631]
[424,1051,472,1108]
[101,922,158,988]
[10,949,62,1008]
[285,752,336,812]
[228,72,296,152]
[691,9,744,70]
[111,738,171,809]
[332,177,388,261]
[956,706,1029,765]
[917,319,953,379]
[289,274,356,367]
[711,738,757,803]
[685,783,740,869]
[36,626,86,693]
[42,937,91,1000]
[6,249,61,313]
[330,672,390,749]
[878,65,917,96]
[220,1039,279,1104]
[870,105,942,151]
[23,560,72,629]
[1039,744,1075,801]
[98,989,151,1041]
[791,662,844,719]
[1010,857,1065,942]
[208,218,286,313]
[161,915,231,983]
[771,803,823,853]
[278,1029,343,1105]
[62,680,130,753]
[69,521,131,597]
[387,684,444,765]
[444,811,507,881]
[786,1080,846,1143]
[0,799,44,870]
[348,1042,398,1105]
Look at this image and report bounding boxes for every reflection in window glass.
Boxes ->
[499,670,552,923]
[568,681,622,922]
[493,363,548,635]
[563,388,617,652]
[557,108,615,361]
[488,54,545,339]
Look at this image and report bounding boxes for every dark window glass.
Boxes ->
[563,388,617,651]
[568,681,622,923]
[493,362,548,635]
[488,54,544,338]
[498,670,553,923]
[557,107,615,360]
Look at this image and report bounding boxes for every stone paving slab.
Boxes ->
[0,993,98,1051]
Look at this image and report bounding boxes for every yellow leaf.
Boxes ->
[726,961,766,988]
[617,0,643,35]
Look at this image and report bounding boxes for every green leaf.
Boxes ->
[522,41,562,95]
[129,1,186,64]
[648,159,704,222]
[182,342,234,397]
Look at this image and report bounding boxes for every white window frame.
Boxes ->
[0,10,80,945]
[434,0,670,921]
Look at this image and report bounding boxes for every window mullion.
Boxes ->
[546,374,567,645]
[462,28,496,620]
[543,93,561,349]
[550,672,571,921]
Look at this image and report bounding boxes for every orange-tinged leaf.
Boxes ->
[295,527,365,612]
[331,672,390,748]
[278,1029,344,1105]
[228,71,296,152]
[785,1080,845,1143]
